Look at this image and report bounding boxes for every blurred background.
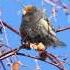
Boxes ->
[0,0,70,70]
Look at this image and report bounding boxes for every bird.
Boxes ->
[19,5,66,50]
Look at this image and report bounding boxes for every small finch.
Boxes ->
[19,5,66,50]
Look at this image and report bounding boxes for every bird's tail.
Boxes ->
[53,37,66,47]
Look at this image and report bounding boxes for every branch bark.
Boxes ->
[0,20,20,35]
[56,26,70,33]
[0,48,20,60]
[0,60,6,70]
[0,20,68,70]
[0,46,66,70]
[16,52,66,70]
[0,20,70,36]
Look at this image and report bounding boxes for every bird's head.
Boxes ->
[22,5,37,15]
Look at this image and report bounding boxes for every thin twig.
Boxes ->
[0,20,68,70]
[0,47,20,60]
[0,20,70,36]
[0,46,66,70]
[0,60,6,70]
[0,20,20,35]
[56,26,70,32]
[17,52,66,70]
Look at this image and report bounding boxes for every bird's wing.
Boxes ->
[38,18,66,47]
[39,18,56,36]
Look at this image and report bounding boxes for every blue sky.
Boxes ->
[0,0,70,70]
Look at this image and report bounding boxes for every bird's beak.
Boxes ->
[22,9,27,15]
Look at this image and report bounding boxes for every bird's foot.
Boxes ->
[20,41,31,50]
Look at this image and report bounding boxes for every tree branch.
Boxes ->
[0,20,20,35]
[56,26,70,33]
[0,60,6,70]
[0,20,68,70]
[0,20,70,36]
[0,46,66,70]
[16,52,66,70]
[0,47,20,60]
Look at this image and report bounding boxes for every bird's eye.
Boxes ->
[28,12,33,15]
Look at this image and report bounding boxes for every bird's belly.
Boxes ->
[25,23,52,45]
[21,19,56,47]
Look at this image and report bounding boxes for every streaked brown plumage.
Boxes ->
[19,5,66,49]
